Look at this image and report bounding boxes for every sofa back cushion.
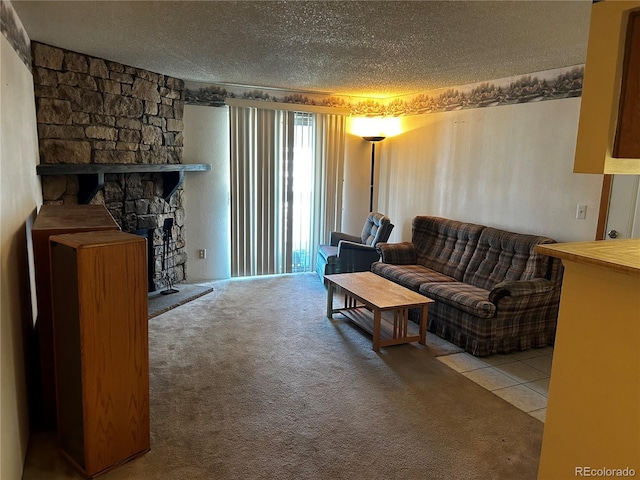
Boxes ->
[463,227,556,290]
[412,216,484,281]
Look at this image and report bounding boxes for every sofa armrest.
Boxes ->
[330,231,362,246]
[376,242,417,265]
[336,240,381,272]
[489,278,556,303]
[338,240,377,254]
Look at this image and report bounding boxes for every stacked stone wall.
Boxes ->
[32,42,187,289]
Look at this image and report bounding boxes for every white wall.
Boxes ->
[368,98,603,243]
[183,105,231,280]
[1,34,43,480]
[340,130,372,235]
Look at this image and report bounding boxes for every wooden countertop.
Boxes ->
[536,239,640,276]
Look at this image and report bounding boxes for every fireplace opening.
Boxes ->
[131,229,155,293]
[160,218,179,295]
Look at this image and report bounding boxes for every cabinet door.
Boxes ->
[78,240,150,476]
[614,11,640,158]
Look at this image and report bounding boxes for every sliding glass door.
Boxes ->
[229,106,344,277]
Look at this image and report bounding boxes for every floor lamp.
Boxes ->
[363,136,386,212]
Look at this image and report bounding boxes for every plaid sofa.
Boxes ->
[372,216,563,356]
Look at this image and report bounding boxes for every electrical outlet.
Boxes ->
[576,204,587,220]
[198,249,206,259]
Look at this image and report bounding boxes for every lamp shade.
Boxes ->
[363,136,386,142]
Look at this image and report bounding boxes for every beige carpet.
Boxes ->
[23,273,543,480]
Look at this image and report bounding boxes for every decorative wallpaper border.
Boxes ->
[185,65,584,117]
[1,0,32,71]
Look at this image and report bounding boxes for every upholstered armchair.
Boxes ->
[316,212,394,281]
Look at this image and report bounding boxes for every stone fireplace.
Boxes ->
[32,42,189,291]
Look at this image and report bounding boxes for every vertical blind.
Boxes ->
[229,105,345,277]
[313,113,346,251]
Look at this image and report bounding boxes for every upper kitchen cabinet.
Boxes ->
[615,10,640,159]
[574,1,640,175]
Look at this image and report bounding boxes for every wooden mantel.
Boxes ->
[36,163,211,203]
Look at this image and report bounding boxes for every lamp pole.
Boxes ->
[363,136,386,213]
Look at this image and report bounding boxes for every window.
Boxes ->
[290,112,314,272]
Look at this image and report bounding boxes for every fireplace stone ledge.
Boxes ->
[36,163,211,203]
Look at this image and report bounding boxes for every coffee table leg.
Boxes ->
[419,304,428,345]
[326,282,334,319]
[373,310,381,352]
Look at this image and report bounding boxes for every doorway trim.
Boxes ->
[596,174,613,240]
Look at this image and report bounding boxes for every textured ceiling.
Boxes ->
[12,0,593,98]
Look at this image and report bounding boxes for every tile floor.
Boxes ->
[436,345,553,422]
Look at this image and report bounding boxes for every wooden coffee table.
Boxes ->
[325,272,433,352]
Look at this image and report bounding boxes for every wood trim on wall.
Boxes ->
[596,174,613,240]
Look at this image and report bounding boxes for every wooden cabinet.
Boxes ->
[50,230,149,478]
[32,204,120,429]
[573,2,640,174]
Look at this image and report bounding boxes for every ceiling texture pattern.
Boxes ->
[12,0,593,98]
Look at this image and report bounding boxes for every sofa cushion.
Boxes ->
[412,216,484,281]
[419,282,496,319]
[371,263,456,291]
[463,227,555,290]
